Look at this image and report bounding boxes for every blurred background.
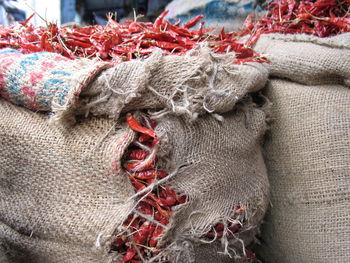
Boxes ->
[0,0,262,31]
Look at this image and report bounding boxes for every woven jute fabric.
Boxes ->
[0,97,269,263]
[0,48,111,114]
[155,103,269,262]
[252,33,350,262]
[0,47,268,125]
[0,241,10,263]
[254,33,350,87]
[0,47,270,262]
[0,98,136,263]
[77,48,268,123]
[256,80,350,263]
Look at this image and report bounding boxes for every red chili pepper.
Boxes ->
[147,223,156,243]
[149,226,164,247]
[138,202,153,215]
[142,198,170,219]
[137,47,155,55]
[126,149,148,160]
[297,12,311,20]
[242,14,255,32]
[133,221,150,245]
[154,10,169,29]
[122,247,137,262]
[134,169,167,180]
[154,40,184,51]
[129,176,147,191]
[214,223,224,232]
[153,211,169,225]
[183,15,204,29]
[245,27,263,47]
[145,178,155,186]
[228,224,240,233]
[128,22,143,33]
[176,195,187,204]
[329,17,350,31]
[19,13,35,26]
[66,39,92,48]
[138,133,151,143]
[159,196,176,207]
[124,158,156,172]
[139,32,176,42]
[126,114,157,140]
[166,22,193,37]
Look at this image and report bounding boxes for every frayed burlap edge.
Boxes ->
[50,60,113,126]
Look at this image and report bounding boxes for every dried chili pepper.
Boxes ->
[240,0,350,41]
[0,9,270,64]
[183,15,204,29]
[134,169,167,180]
[126,114,157,140]
[114,113,187,262]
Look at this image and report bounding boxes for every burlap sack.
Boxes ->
[0,99,136,262]
[256,80,350,263]
[252,33,350,263]
[0,47,268,126]
[0,46,270,262]
[86,48,266,121]
[0,48,110,117]
[0,96,269,263]
[155,103,269,262]
[0,241,10,263]
[254,33,350,86]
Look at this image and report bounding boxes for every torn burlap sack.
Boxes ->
[253,33,350,263]
[0,47,267,125]
[82,48,267,122]
[0,47,269,262]
[154,102,269,262]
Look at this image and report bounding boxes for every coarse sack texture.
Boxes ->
[0,98,136,263]
[0,47,268,125]
[253,33,350,262]
[252,33,350,263]
[0,242,10,263]
[0,46,270,262]
[254,33,350,86]
[154,102,269,262]
[0,98,269,262]
[256,79,350,263]
[79,47,268,125]
[0,48,111,113]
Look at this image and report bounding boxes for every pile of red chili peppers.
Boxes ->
[242,0,350,46]
[113,113,186,262]
[0,0,349,64]
[117,113,255,262]
[0,12,264,64]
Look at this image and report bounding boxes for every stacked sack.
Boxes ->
[253,33,350,263]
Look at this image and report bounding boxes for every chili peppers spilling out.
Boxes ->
[113,113,186,262]
[116,113,255,262]
[0,12,265,64]
[203,206,256,260]
[241,0,350,45]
